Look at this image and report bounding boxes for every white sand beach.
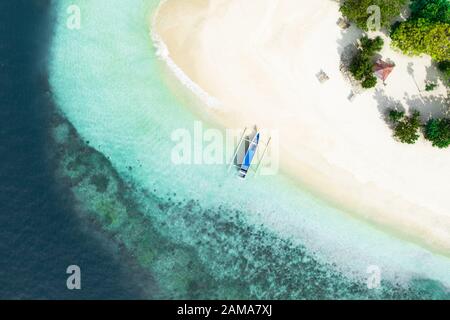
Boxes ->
[152,0,450,253]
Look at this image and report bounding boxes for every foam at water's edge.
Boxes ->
[150,0,221,108]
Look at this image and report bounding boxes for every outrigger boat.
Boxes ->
[238,132,260,179]
[228,127,271,179]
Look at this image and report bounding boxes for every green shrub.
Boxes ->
[425,81,438,91]
[361,36,385,55]
[425,118,450,148]
[392,111,422,144]
[349,36,384,89]
[388,109,405,123]
[362,75,378,88]
[350,54,372,81]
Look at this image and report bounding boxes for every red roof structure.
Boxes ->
[374,59,395,83]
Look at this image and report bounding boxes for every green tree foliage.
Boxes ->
[391,19,450,62]
[362,75,378,88]
[391,0,450,62]
[360,36,385,54]
[425,81,438,91]
[390,110,422,144]
[350,53,373,80]
[349,36,384,89]
[425,117,450,148]
[388,109,405,123]
[410,0,450,24]
[340,0,407,31]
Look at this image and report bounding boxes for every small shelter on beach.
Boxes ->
[316,70,330,83]
[373,59,395,85]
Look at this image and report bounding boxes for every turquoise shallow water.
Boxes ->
[49,0,450,298]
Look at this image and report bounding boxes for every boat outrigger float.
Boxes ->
[228,127,271,179]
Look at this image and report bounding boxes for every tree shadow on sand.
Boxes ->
[373,89,405,128]
[425,63,440,84]
[404,93,449,121]
[336,24,363,57]
[336,24,364,98]
[406,62,425,93]
[374,88,449,124]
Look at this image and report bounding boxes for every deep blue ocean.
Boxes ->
[0,0,144,299]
